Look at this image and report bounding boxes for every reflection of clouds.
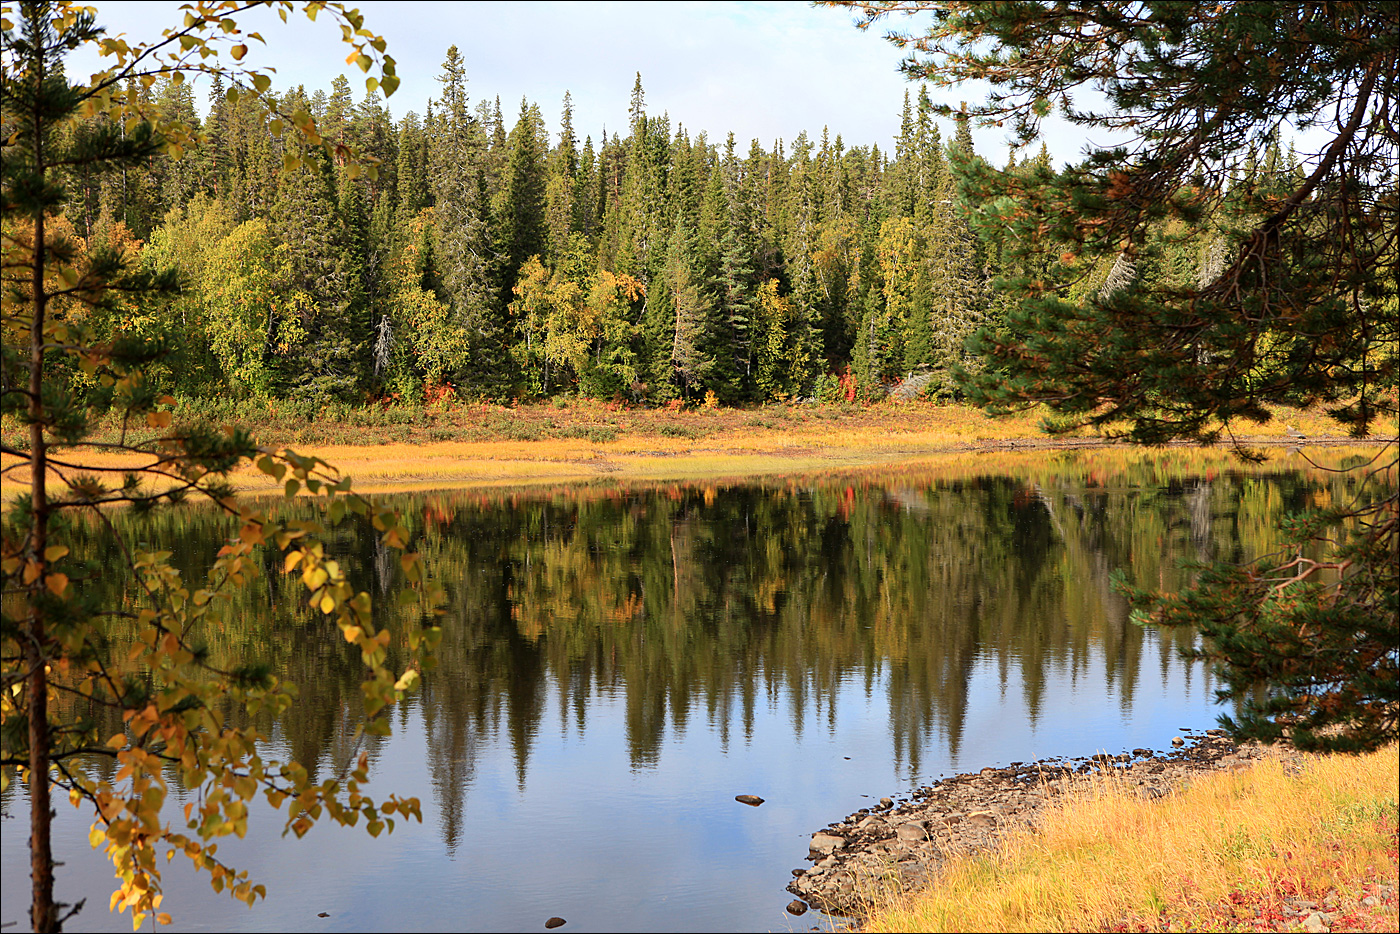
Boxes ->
[405,464,1279,796]
[49,454,1357,861]
[9,455,1371,929]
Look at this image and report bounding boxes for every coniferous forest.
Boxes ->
[52,46,1307,412]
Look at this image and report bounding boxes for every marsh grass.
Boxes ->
[4,398,1381,453]
[862,746,1400,933]
[3,399,1391,499]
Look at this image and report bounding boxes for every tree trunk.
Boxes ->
[29,182,57,934]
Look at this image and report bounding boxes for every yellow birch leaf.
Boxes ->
[44,545,69,561]
[45,573,69,596]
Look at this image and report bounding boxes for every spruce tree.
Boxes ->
[495,98,548,309]
[428,46,506,396]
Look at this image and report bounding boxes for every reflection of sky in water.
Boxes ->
[2,644,1218,933]
[11,455,1358,932]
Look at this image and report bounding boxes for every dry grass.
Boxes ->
[2,401,1392,500]
[862,746,1400,933]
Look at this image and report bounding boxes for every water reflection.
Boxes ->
[3,447,1387,932]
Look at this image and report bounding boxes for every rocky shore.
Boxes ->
[786,728,1281,918]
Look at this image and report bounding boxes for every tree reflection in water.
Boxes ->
[10,447,1387,857]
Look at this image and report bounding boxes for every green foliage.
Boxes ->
[0,5,438,933]
[834,0,1399,750]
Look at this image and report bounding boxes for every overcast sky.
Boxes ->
[66,1,1131,164]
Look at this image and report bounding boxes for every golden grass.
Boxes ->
[862,746,1400,933]
[2,401,1393,500]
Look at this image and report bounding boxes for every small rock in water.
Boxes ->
[735,794,765,806]
[545,919,566,930]
[1171,736,1186,747]
[879,797,894,809]
[318,913,330,918]
[786,899,809,916]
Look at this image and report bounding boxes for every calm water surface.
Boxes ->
[2,449,1376,932]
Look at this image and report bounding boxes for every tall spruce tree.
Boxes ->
[495,98,548,310]
[428,45,506,396]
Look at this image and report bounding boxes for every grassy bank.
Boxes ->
[861,745,1399,933]
[1,397,1381,451]
[4,400,1390,499]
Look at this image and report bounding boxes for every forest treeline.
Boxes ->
[48,47,1306,410]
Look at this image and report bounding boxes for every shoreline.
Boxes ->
[786,735,1399,933]
[4,400,1392,501]
[785,728,1276,918]
[2,432,1388,502]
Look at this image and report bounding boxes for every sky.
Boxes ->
[62,1,1132,165]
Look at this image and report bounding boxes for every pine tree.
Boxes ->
[842,0,1398,751]
[395,110,430,222]
[660,216,714,400]
[495,98,548,309]
[428,46,506,396]
[2,7,435,931]
[272,131,363,404]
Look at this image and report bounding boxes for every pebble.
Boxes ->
[785,899,808,916]
[545,919,566,930]
[734,794,764,806]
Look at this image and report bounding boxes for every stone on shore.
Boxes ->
[787,732,1280,919]
[809,832,847,855]
[895,822,929,842]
